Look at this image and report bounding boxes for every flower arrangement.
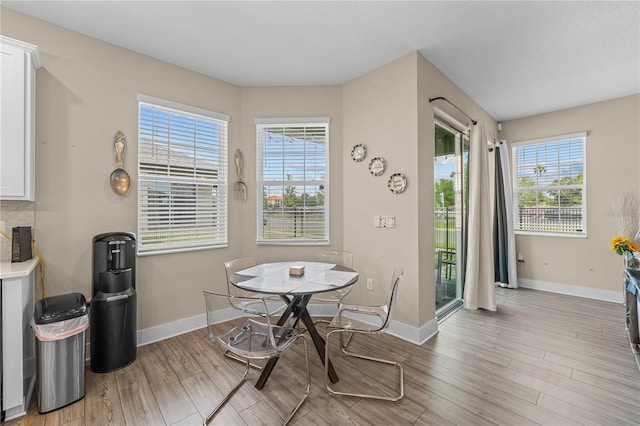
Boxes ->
[611,237,640,269]
[610,192,640,268]
[611,237,640,256]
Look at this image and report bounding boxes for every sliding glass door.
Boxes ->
[434,120,469,317]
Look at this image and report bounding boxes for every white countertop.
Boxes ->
[0,258,39,279]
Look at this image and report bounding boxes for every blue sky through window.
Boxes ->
[515,138,584,185]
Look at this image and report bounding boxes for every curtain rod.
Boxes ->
[487,129,499,141]
[429,96,478,126]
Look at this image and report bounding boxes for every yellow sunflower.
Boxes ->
[611,236,640,255]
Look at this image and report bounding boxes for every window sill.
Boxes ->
[257,240,329,246]
[514,230,587,238]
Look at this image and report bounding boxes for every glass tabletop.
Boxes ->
[231,261,359,295]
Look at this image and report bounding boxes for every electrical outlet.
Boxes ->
[366,277,374,290]
[374,216,381,228]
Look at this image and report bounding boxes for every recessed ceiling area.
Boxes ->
[3,1,639,121]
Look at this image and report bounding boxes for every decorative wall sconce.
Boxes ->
[110,130,131,195]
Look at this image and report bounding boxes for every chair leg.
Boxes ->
[314,320,353,349]
[205,338,310,426]
[339,330,354,351]
[325,329,404,402]
[203,358,250,426]
[224,349,264,370]
[282,336,310,425]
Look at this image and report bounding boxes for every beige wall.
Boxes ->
[0,8,344,331]
[342,52,497,329]
[1,7,241,329]
[238,86,344,262]
[500,94,640,293]
[5,5,629,338]
[342,52,421,327]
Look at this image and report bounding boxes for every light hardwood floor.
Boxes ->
[8,288,640,425]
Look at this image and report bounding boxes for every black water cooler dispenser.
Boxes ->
[91,232,137,373]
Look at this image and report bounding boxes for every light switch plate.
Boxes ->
[380,215,395,228]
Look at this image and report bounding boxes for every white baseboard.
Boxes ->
[137,303,438,347]
[387,316,439,345]
[138,312,207,346]
[518,278,623,304]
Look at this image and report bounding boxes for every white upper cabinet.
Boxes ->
[0,36,40,201]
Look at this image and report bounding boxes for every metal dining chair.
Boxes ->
[222,257,286,369]
[324,265,404,402]
[224,257,287,314]
[202,291,310,426]
[312,250,354,303]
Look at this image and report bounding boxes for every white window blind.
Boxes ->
[137,95,228,254]
[512,132,586,236]
[256,118,329,244]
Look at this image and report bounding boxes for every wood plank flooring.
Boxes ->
[8,288,640,425]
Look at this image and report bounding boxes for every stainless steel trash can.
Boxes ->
[33,293,88,413]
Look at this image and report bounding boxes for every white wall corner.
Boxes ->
[387,316,439,345]
[518,278,623,304]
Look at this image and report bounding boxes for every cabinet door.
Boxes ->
[0,42,27,198]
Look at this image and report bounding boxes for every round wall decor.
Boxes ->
[351,144,367,162]
[368,157,386,176]
[388,173,407,194]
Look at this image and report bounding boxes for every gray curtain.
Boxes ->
[493,140,518,288]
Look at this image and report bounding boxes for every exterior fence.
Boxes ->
[517,206,583,233]
[435,207,456,252]
[263,207,325,239]
[261,205,583,242]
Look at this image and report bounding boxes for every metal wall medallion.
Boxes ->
[368,157,386,176]
[388,173,407,194]
[351,144,367,162]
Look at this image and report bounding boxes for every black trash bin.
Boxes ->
[90,232,137,373]
[33,293,88,413]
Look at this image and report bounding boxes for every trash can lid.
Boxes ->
[34,292,88,324]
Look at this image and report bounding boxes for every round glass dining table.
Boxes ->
[230,261,359,389]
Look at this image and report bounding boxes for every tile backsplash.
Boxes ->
[0,200,35,261]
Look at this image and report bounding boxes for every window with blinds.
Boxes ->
[256,118,329,244]
[512,132,586,236]
[137,95,229,255]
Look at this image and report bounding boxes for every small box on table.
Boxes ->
[289,265,305,276]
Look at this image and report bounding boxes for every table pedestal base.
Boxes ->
[255,294,338,389]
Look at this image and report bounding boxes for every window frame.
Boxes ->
[255,117,330,246]
[511,131,587,238]
[137,94,229,255]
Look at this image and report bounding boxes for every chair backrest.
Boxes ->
[316,250,353,268]
[224,257,257,297]
[380,266,404,330]
[202,290,278,357]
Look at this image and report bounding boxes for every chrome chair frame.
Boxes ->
[324,266,404,402]
[312,251,354,330]
[203,291,310,426]
[223,257,286,370]
[312,250,354,303]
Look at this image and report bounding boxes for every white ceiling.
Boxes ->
[4,1,639,121]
